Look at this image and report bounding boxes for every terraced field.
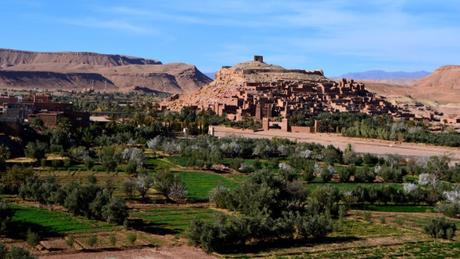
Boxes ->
[10,205,114,236]
[130,207,222,234]
[176,171,241,201]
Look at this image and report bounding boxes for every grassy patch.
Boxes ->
[332,219,409,238]
[130,207,221,235]
[145,158,179,171]
[176,171,240,201]
[306,182,402,191]
[10,204,114,237]
[395,215,460,229]
[166,156,190,167]
[361,205,435,213]
[297,241,460,258]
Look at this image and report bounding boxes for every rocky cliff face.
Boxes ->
[0,48,211,93]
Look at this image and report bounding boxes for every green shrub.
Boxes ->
[127,233,137,245]
[86,235,98,247]
[109,234,117,246]
[6,246,35,259]
[437,202,460,218]
[424,217,456,239]
[363,211,372,223]
[26,229,39,246]
[126,161,138,175]
[394,216,405,226]
[65,236,74,248]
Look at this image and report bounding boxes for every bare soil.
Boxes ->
[39,246,215,259]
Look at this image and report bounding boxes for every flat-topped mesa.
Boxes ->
[164,55,406,122]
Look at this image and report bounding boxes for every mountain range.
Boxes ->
[0,48,211,93]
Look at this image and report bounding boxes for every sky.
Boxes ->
[1,0,459,75]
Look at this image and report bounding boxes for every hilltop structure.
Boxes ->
[165,56,408,132]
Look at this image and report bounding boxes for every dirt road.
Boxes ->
[211,126,460,163]
[39,246,215,259]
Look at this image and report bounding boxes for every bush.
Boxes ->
[437,202,460,218]
[102,198,129,224]
[189,170,337,252]
[424,217,456,239]
[363,211,372,223]
[6,246,36,259]
[0,202,13,232]
[26,229,40,246]
[98,146,120,172]
[86,235,98,247]
[319,168,332,183]
[126,161,138,175]
[0,243,36,259]
[152,171,187,202]
[109,234,117,246]
[0,167,35,194]
[127,233,137,245]
[338,166,354,182]
[122,180,136,199]
[0,145,10,171]
[135,175,154,200]
[66,236,75,248]
[167,181,188,203]
[354,167,374,183]
[25,141,47,160]
[301,161,316,182]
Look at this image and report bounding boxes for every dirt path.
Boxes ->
[212,127,460,163]
[39,246,215,259]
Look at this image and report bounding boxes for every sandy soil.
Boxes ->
[39,246,215,259]
[211,126,460,163]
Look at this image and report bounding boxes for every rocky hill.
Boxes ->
[403,65,459,104]
[164,56,400,121]
[0,48,211,93]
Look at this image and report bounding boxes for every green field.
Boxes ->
[145,157,180,171]
[10,205,114,236]
[296,241,460,258]
[166,156,191,167]
[360,205,435,213]
[393,214,460,229]
[176,171,241,201]
[332,219,411,238]
[306,182,402,191]
[130,207,222,234]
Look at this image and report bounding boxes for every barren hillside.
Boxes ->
[411,65,460,103]
[0,49,211,93]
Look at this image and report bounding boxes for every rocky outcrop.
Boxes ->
[164,56,400,120]
[0,49,211,93]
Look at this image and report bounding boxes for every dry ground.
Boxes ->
[39,246,215,259]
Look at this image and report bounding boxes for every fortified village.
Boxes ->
[165,56,413,132]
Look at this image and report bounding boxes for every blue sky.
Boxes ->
[1,0,459,75]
